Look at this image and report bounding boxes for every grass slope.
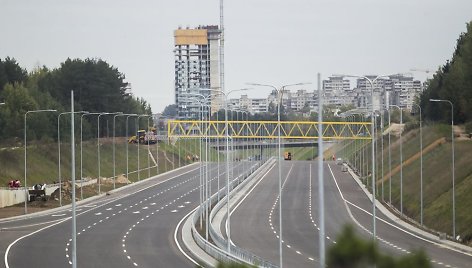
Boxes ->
[338,124,472,241]
[0,137,218,186]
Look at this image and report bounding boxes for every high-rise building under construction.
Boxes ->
[174,25,221,119]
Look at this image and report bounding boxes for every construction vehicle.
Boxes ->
[128,129,157,144]
[284,151,292,160]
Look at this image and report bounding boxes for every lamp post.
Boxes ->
[412,103,423,225]
[80,112,102,200]
[429,98,455,238]
[380,109,385,201]
[390,104,403,215]
[147,116,151,178]
[247,82,310,268]
[24,109,57,214]
[98,112,122,194]
[113,113,136,189]
[125,115,138,181]
[345,114,355,166]
[388,107,392,204]
[137,114,151,181]
[334,74,395,241]
[155,114,160,175]
[181,93,212,236]
[206,88,250,253]
[58,111,87,206]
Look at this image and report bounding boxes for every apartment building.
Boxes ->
[174,25,221,119]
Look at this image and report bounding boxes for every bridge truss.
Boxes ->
[167,120,372,140]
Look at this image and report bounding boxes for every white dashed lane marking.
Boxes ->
[64,164,240,267]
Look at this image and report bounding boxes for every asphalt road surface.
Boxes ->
[1,161,253,268]
[230,160,472,268]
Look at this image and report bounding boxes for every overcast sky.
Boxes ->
[1,0,471,113]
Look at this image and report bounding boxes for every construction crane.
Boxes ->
[410,68,433,74]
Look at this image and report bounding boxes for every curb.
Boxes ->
[0,163,198,224]
[345,163,472,255]
[181,159,276,267]
[182,208,218,267]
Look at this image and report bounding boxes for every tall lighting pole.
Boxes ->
[58,111,87,206]
[184,95,212,240]
[80,112,102,200]
[98,112,122,194]
[316,73,325,268]
[137,114,151,181]
[147,117,151,178]
[113,113,136,189]
[247,82,310,268]
[388,107,392,204]
[390,104,403,215]
[380,109,385,201]
[24,109,56,214]
[181,93,212,232]
[412,103,423,225]
[429,98,455,238]
[334,74,395,241]
[70,91,77,268]
[207,88,249,253]
[125,114,138,181]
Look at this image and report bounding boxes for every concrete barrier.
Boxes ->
[0,185,59,208]
[0,188,26,208]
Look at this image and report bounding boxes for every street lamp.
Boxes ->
[80,112,103,200]
[58,111,88,206]
[156,114,159,175]
[24,109,57,214]
[390,104,403,215]
[113,113,136,189]
[380,109,385,201]
[147,116,151,178]
[126,114,139,181]
[334,74,394,241]
[98,112,122,194]
[429,98,455,238]
[182,94,212,240]
[205,87,249,253]
[247,82,310,268]
[388,107,392,204]
[137,114,151,181]
[411,103,423,225]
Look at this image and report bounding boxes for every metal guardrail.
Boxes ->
[191,157,278,268]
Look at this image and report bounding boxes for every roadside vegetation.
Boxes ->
[331,21,472,245]
[0,137,224,187]
[334,121,472,245]
[327,225,431,268]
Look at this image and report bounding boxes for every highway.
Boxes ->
[2,159,472,267]
[1,161,251,268]
[230,160,472,268]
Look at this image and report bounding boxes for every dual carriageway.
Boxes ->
[1,120,471,267]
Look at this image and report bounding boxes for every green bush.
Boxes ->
[327,225,431,268]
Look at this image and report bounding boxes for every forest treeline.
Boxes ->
[0,58,152,142]
[421,21,472,129]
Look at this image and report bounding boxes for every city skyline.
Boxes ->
[1,0,471,113]
[223,74,423,115]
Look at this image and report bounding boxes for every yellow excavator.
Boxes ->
[128,129,157,144]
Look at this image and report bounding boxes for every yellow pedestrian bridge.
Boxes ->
[167,120,372,140]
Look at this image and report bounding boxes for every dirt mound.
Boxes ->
[115,174,131,184]
[101,175,131,184]
[50,182,74,201]
[383,123,404,137]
